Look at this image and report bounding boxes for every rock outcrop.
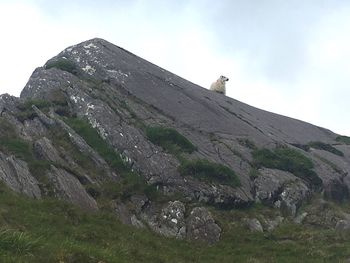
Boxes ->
[0,38,349,243]
[0,152,41,199]
[47,165,98,211]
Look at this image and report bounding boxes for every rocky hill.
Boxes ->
[1,38,350,259]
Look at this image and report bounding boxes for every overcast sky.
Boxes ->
[1,0,349,136]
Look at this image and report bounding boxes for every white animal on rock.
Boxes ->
[210,75,229,95]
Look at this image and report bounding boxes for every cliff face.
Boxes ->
[1,38,350,243]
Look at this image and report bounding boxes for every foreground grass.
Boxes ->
[1,184,350,262]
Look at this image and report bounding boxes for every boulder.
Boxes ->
[245,218,263,232]
[186,207,221,244]
[143,201,186,239]
[293,212,308,224]
[265,216,284,231]
[335,220,350,232]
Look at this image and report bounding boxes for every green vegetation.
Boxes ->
[17,99,52,112]
[291,141,344,157]
[0,119,50,181]
[336,135,350,145]
[16,99,52,122]
[315,154,343,175]
[237,138,257,150]
[290,143,310,152]
[252,147,322,187]
[249,168,260,179]
[64,117,127,173]
[0,138,32,160]
[308,141,344,157]
[63,117,161,201]
[1,183,350,262]
[145,126,197,154]
[45,58,78,75]
[179,159,241,187]
[0,229,40,256]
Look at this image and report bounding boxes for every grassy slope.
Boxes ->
[2,104,350,262]
[1,183,350,263]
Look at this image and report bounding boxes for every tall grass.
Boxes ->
[0,229,40,256]
[0,182,350,262]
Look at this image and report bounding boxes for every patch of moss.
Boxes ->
[336,135,350,145]
[45,58,78,75]
[16,99,52,122]
[252,147,322,187]
[0,119,16,138]
[0,138,32,160]
[17,99,52,112]
[64,117,127,173]
[249,168,260,180]
[0,120,50,182]
[146,126,197,154]
[179,159,241,187]
[63,117,166,201]
[308,141,344,157]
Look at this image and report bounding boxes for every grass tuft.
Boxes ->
[64,117,127,173]
[179,159,241,187]
[146,126,197,154]
[252,147,322,187]
[336,135,350,145]
[45,58,78,75]
[16,99,52,122]
[308,141,344,157]
[0,229,40,256]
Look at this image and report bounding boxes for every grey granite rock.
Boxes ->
[19,38,345,210]
[280,181,310,217]
[245,218,264,232]
[265,216,284,231]
[47,165,98,210]
[142,201,186,239]
[186,207,221,244]
[293,212,308,224]
[33,137,65,165]
[335,219,350,232]
[0,152,41,199]
[157,201,186,239]
[1,38,350,244]
[254,168,297,204]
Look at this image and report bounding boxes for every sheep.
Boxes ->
[210,75,229,95]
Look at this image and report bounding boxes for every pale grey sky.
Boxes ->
[0,0,349,136]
